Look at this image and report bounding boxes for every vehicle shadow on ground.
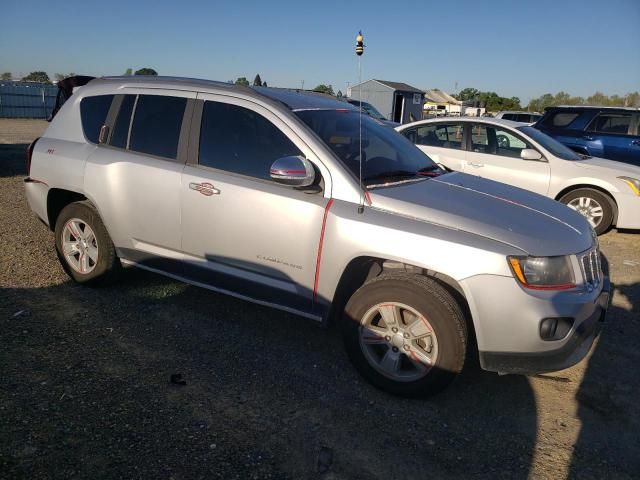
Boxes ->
[1,265,539,480]
[568,274,640,479]
[0,144,29,177]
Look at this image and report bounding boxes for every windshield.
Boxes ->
[360,102,387,120]
[295,109,441,186]
[517,126,582,161]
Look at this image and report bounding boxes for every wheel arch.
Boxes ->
[328,256,477,351]
[46,188,88,231]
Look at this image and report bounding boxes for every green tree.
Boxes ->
[1,72,12,81]
[262,81,268,87]
[54,73,77,82]
[134,68,158,76]
[21,71,51,83]
[336,90,344,98]
[625,92,640,107]
[454,87,480,102]
[253,74,262,86]
[124,68,133,76]
[313,84,334,95]
[235,77,250,86]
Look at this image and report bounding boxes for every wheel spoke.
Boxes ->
[67,221,83,240]
[361,326,387,345]
[407,348,433,370]
[590,207,603,218]
[379,349,401,375]
[86,245,99,262]
[408,316,431,338]
[62,241,79,255]
[79,252,89,273]
[378,304,400,328]
[84,230,96,244]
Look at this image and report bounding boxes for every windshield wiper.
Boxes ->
[416,165,443,176]
[363,170,420,182]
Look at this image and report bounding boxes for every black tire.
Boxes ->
[559,188,614,235]
[342,273,467,397]
[54,201,120,286]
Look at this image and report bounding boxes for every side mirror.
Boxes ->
[520,148,543,161]
[270,155,316,187]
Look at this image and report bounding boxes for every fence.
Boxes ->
[0,82,57,118]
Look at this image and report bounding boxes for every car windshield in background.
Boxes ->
[518,126,583,161]
[361,103,386,120]
[295,109,440,185]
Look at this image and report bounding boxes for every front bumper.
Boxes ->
[614,191,640,230]
[461,274,611,375]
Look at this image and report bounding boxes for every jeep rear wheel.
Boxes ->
[342,273,467,397]
[54,201,120,286]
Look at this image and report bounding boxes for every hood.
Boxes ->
[368,172,594,256]
[573,156,640,177]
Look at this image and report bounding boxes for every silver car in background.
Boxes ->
[397,117,640,235]
[25,77,610,397]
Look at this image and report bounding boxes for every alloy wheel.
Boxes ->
[61,218,99,274]
[359,302,438,382]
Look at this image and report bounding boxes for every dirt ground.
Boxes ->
[1,119,639,479]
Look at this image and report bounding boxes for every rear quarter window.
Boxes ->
[543,111,580,128]
[79,95,115,143]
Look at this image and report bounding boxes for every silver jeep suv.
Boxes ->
[25,76,610,397]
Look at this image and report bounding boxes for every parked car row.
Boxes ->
[26,76,615,397]
[396,117,640,234]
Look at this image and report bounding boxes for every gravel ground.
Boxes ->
[1,119,639,479]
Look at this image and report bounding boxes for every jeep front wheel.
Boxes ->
[342,273,467,397]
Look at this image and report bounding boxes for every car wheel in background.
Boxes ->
[342,273,467,397]
[54,201,120,286]
[560,188,614,235]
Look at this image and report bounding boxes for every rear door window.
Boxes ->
[129,95,187,160]
[79,95,115,144]
[587,113,632,134]
[198,101,302,180]
[416,123,464,150]
[471,124,532,157]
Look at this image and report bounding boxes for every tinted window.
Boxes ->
[415,123,464,150]
[545,112,580,128]
[199,101,302,180]
[129,95,187,160]
[110,95,136,149]
[296,110,440,184]
[471,124,532,157]
[502,113,516,121]
[587,114,632,134]
[80,95,114,143]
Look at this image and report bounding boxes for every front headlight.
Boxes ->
[508,256,576,290]
[618,176,640,196]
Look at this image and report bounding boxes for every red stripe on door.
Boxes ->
[313,198,334,301]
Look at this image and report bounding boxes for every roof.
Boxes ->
[89,76,355,112]
[424,89,461,105]
[396,117,528,131]
[373,80,423,94]
[546,105,640,111]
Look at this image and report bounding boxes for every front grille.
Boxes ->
[580,247,602,291]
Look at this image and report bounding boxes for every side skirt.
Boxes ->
[120,259,323,323]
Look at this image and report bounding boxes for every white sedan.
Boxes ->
[396,118,640,235]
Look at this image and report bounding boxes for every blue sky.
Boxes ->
[1,0,638,102]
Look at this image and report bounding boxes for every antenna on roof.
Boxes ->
[356,31,365,214]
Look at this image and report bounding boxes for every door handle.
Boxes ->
[582,135,594,141]
[189,182,220,196]
[632,140,640,146]
[468,161,484,168]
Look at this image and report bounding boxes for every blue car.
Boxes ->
[535,106,640,166]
